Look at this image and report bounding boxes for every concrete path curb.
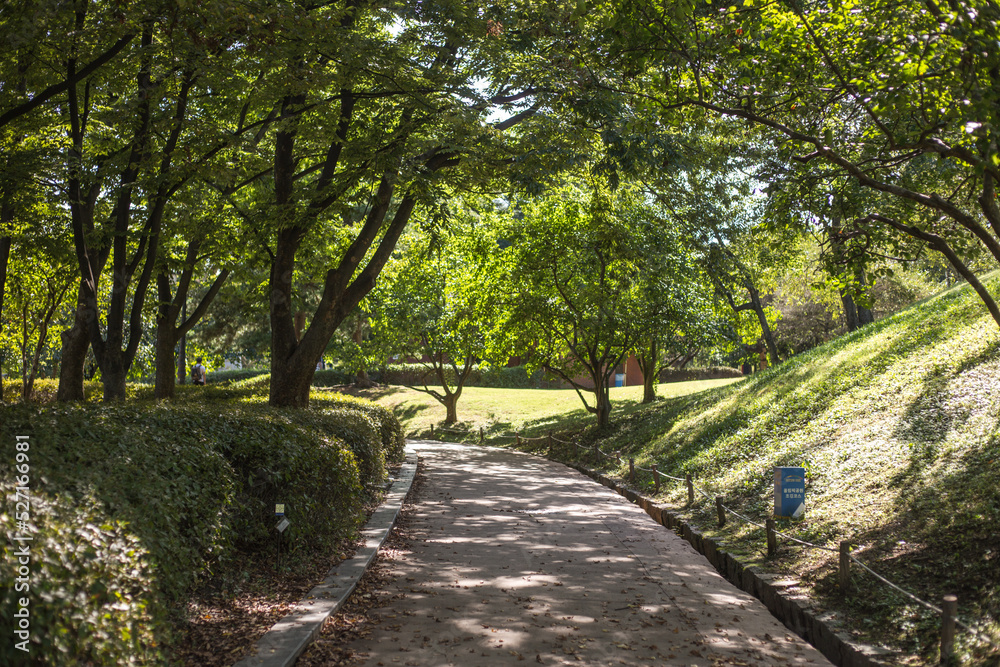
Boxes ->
[232,446,418,667]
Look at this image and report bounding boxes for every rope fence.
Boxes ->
[500,427,1000,662]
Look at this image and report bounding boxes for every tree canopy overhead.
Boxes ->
[2,0,996,405]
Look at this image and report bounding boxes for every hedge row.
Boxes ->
[0,395,403,665]
[657,365,745,382]
[204,364,744,389]
[209,364,553,389]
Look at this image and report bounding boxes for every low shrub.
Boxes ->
[0,400,370,665]
[286,406,385,490]
[313,391,406,463]
[205,368,268,385]
[1,379,103,403]
[0,488,161,665]
[0,404,237,600]
[310,368,360,387]
[203,407,363,550]
[658,366,744,383]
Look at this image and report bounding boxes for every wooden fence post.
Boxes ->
[547,431,553,457]
[479,427,484,444]
[766,519,777,558]
[629,458,635,484]
[430,423,434,438]
[516,432,521,447]
[940,594,958,665]
[592,441,598,458]
[839,542,851,592]
[685,473,694,505]
[716,497,726,528]
[652,464,659,493]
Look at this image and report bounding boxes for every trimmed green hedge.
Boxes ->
[313,391,406,464]
[0,489,161,665]
[658,366,744,383]
[204,368,269,385]
[196,363,548,390]
[0,400,378,665]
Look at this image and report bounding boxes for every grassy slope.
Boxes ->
[362,279,1000,665]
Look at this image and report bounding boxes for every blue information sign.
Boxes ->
[774,467,805,518]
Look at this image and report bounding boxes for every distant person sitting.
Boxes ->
[191,358,207,386]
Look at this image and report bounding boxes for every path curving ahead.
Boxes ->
[339,441,832,666]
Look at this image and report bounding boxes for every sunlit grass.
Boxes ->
[349,378,744,437]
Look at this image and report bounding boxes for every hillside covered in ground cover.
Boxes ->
[568,278,1000,665]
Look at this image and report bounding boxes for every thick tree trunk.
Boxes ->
[637,340,658,404]
[443,392,459,424]
[155,320,177,399]
[177,301,186,386]
[101,357,128,401]
[595,386,612,429]
[841,291,860,331]
[57,288,90,401]
[270,356,316,407]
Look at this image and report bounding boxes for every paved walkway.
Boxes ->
[339,441,832,666]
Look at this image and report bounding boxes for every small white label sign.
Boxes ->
[276,518,290,533]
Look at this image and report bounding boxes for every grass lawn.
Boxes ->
[342,377,744,438]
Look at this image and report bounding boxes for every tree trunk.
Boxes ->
[155,319,178,399]
[177,301,186,386]
[0,232,9,402]
[443,392,459,424]
[637,339,658,404]
[57,287,90,401]
[856,272,874,325]
[595,386,612,429]
[642,370,656,404]
[841,291,860,331]
[858,304,874,325]
[101,357,128,401]
[269,356,316,407]
[353,320,373,387]
[0,232,9,341]
[746,281,780,365]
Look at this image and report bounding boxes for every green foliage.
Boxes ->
[288,406,385,490]
[203,368,269,385]
[0,489,161,666]
[313,391,406,464]
[367,219,500,422]
[199,407,364,550]
[0,397,382,664]
[1,379,103,403]
[489,179,716,424]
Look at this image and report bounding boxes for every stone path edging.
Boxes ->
[232,447,418,667]
[562,460,895,667]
